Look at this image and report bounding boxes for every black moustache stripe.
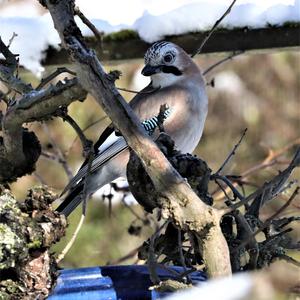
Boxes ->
[161,65,183,76]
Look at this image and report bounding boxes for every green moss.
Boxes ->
[0,224,26,269]
[0,280,24,299]
[282,21,300,28]
[0,185,66,298]
[27,239,42,249]
[103,29,139,42]
[0,291,10,300]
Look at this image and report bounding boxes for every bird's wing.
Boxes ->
[62,83,192,196]
[130,84,192,137]
[61,133,128,195]
[61,84,158,195]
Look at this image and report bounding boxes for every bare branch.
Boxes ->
[215,128,247,175]
[277,254,300,267]
[226,148,300,213]
[202,50,244,76]
[58,110,93,157]
[191,0,237,57]
[213,138,300,202]
[0,36,18,70]
[108,245,142,265]
[57,214,85,263]
[66,115,107,154]
[0,76,86,182]
[242,137,300,178]
[148,221,169,284]
[177,229,188,278]
[42,123,73,180]
[56,143,94,263]
[36,67,76,90]
[43,0,232,277]
[236,186,299,251]
[7,32,18,48]
[74,6,103,42]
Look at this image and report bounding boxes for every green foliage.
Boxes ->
[103,29,139,42]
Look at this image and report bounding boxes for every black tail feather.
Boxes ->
[56,184,84,216]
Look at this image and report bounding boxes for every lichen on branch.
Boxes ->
[0,185,67,299]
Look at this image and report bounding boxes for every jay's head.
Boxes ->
[142,41,197,88]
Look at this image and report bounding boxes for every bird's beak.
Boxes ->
[141,65,162,76]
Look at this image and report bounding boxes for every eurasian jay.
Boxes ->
[57,41,208,216]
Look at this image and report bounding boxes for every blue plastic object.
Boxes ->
[49,265,206,299]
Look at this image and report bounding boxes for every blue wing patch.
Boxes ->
[142,107,171,135]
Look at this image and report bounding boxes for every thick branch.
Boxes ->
[43,0,231,277]
[0,78,86,182]
[0,37,32,94]
[43,25,300,65]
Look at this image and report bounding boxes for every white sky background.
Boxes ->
[0,0,296,22]
[75,0,296,25]
[0,0,299,73]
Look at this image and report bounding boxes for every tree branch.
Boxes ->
[0,37,32,94]
[36,67,76,90]
[0,77,87,182]
[191,0,237,57]
[226,147,300,213]
[42,0,231,278]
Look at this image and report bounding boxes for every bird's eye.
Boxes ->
[163,54,174,63]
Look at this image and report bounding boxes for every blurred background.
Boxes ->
[6,51,299,268]
[0,0,299,268]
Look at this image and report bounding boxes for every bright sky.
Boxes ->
[76,0,296,25]
[0,0,298,74]
[0,0,296,24]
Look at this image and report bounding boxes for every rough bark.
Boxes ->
[42,0,232,278]
[0,186,67,299]
[0,75,87,182]
[42,24,300,65]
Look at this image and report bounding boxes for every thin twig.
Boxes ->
[214,178,235,205]
[121,197,146,222]
[149,234,160,284]
[117,87,140,94]
[108,245,142,265]
[227,149,299,213]
[155,263,181,277]
[42,123,73,180]
[67,116,108,154]
[117,86,160,95]
[60,112,93,158]
[277,254,300,267]
[236,187,299,251]
[36,67,76,90]
[0,36,17,69]
[234,211,259,269]
[177,229,189,280]
[213,174,245,202]
[215,128,247,175]
[33,172,47,185]
[191,0,237,57]
[74,6,103,42]
[8,32,18,48]
[214,140,300,204]
[57,214,85,263]
[148,220,169,284]
[242,137,300,178]
[57,147,95,262]
[203,50,244,76]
